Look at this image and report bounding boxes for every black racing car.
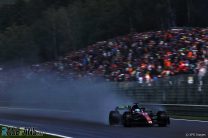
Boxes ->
[109,103,170,127]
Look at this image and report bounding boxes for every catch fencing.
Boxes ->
[114,74,208,104]
[113,74,208,116]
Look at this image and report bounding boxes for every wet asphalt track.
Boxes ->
[0,108,208,138]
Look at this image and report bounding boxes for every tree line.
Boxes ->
[0,0,208,64]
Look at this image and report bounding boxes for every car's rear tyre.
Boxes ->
[109,111,120,125]
[157,111,169,127]
[123,112,131,127]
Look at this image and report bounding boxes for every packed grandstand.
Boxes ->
[29,28,208,83]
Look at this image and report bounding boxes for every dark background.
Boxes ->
[0,0,207,64]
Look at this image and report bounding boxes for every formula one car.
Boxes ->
[109,103,170,127]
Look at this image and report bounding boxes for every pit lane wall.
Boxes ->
[114,74,208,116]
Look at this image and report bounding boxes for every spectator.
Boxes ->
[32,28,208,83]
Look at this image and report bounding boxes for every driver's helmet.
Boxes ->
[134,108,141,112]
[132,103,140,111]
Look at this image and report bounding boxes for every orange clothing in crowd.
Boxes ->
[141,63,147,69]
[187,51,193,58]
[164,60,172,68]
[128,67,133,74]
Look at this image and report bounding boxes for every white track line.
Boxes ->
[0,123,73,138]
[171,118,208,123]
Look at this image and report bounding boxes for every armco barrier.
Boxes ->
[140,103,208,117]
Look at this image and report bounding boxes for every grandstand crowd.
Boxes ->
[30,28,208,82]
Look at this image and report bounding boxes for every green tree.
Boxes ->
[32,7,72,60]
[0,25,38,63]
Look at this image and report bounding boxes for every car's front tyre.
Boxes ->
[109,111,121,125]
[157,111,170,127]
[123,112,132,127]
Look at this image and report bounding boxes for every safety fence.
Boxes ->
[114,74,208,105]
[113,74,208,116]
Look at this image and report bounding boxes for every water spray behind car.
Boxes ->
[0,67,133,124]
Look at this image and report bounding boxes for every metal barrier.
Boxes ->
[113,74,208,116]
[140,103,208,117]
[114,74,208,105]
[0,73,207,117]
